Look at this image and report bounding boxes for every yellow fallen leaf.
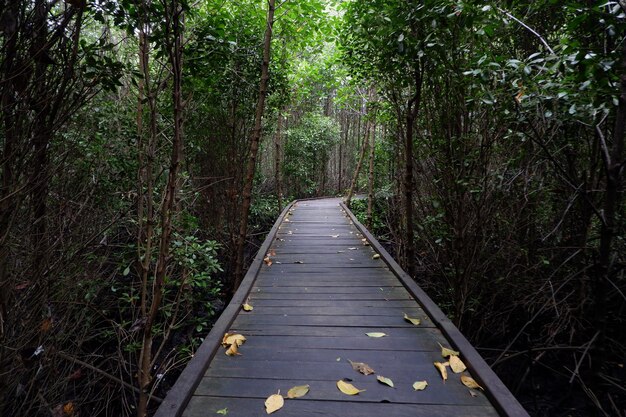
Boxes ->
[377,375,394,388]
[265,391,284,414]
[372,254,381,259]
[365,332,386,338]
[449,355,466,373]
[223,334,246,347]
[287,385,309,399]
[413,381,428,391]
[403,313,421,326]
[225,343,240,356]
[242,303,254,312]
[337,380,365,395]
[438,342,459,358]
[216,408,228,415]
[434,361,448,382]
[461,375,484,390]
[348,360,375,375]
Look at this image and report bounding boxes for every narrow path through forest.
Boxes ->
[158,199,526,417]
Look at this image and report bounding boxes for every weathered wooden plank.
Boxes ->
[195,376,491,406]
[231,314,425,328]
[249,293,414,301]
[242,299,418,307]
[249,286,407,294]
[237,306,422,316]
[227,325,442,338]
[206,358,448,384]
[217,334,442,351]
[183,397,499,417]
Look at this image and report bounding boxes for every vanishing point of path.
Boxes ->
[156,198,529,417]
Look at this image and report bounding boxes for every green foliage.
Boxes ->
[283,112,340,196]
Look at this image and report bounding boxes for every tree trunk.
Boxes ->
[137,2,185,415]
[593,37,626,374]
[275,111,283,213]
[367,122,376,229]
[233,0,276,292]
[404,68,423,278]
[345,120,370,208]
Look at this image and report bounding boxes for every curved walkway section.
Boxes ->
[155,198,528,417]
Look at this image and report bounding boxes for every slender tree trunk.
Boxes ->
[593,38,626,373]
[275,111,283,212]
[404,68,423,278]
[137,2,184,415]
[233,0,276,292]
[345,120,370,208]
[367,122,376,229]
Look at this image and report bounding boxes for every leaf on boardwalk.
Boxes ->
[469,389,479,398]
[449,355,466,373]
[242,303,253,312]
[337,380,365,395]
[413,381,428,391]
[365,332,386,338]
[403,313,421,326]
[225,343,240,356]
[377,376,394,388]
[348,360,375,375]
[222,333,246,347]
[438,342,459,358]
[461,375,484,390]
[287,385,309,399]
[361,238,370,246]
[372,254,381,259]
[265,391,284,414]
[294,260,304,264]
[216,408,228,415]
[434,361,448,382]
[331,234,340,238]
[348,247,357,250]
[264,256,272,266]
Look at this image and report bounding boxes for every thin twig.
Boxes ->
[55,351,163,403]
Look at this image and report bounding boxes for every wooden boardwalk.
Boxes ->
[155,198,528,417]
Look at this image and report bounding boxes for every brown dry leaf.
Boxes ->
[348,360,375,375]
[264,256,273,266]
[434,361,448,382]
[438,342,460,358]
[361,238,370,246]
[449,355,466,373]
[286,385,309,399]
[265,391,284,414]
[461,375,484,390]
[63,402,75,416]
[337,380,365,395]
[270,250,276,256]
[41,318,52,333]
[412,381,428,391]
[403,313,421,326]
[242,303,254,312]
[372,254,381,260]
[377,375,394,388]
[365,332,386,338]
